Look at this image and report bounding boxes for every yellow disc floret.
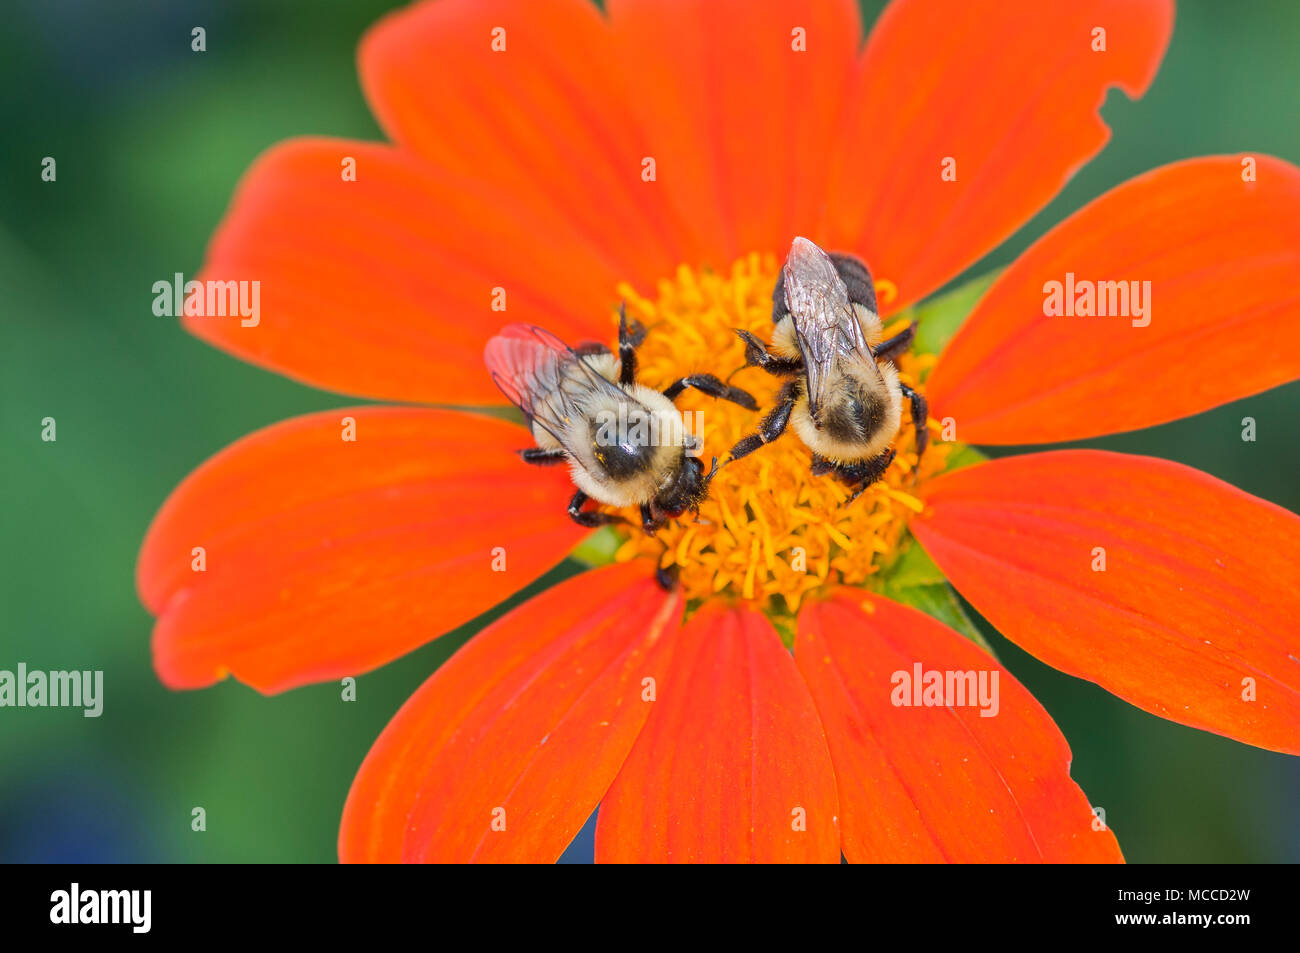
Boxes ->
[606,252,949,612]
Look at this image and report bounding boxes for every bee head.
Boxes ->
[651,451,719,520]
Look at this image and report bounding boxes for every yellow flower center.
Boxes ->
[600,252,949,614]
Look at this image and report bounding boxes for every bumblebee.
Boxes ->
[728,236,926,499]
[485,310,757,534]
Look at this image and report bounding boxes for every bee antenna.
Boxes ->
[723,364,748,386]
[701,455,721,490]
[723,330,749,385]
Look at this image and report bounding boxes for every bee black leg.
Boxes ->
[572,341,611,357]
[829,252,878,314]
[640,502,668,536]
[662,374,758,410]
[567,490,627,528]
[872,321,917,364]
[733,329,803,377]
[898,381,929,461]
[617,302,647,386]
[520,448,568,466]
[841,448,897,503]
[654,562,679,592]
[728,381,797,462]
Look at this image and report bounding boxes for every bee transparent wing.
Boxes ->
[484,324,563,432]
[782,237,870,414]
[484,323,641,459]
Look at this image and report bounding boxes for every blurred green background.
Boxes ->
[2,0,1297,863]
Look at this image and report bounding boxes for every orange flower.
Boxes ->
[137,0,1300,862]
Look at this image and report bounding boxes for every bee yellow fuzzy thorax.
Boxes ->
[608,252,949,613]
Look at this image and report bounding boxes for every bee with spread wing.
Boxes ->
[485,310,757,538]
[728,236,927,500]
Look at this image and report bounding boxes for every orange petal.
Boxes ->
[822,0,1173,311]
[338,562,681,863]
[190,138,626,404]
[928,156,1300,443]
[796,592,1120,862]
[594,606,840,863]
[914,451,1300,755]
[605,0,863,265]
[361,0,688,287]
[137,407,584,694]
